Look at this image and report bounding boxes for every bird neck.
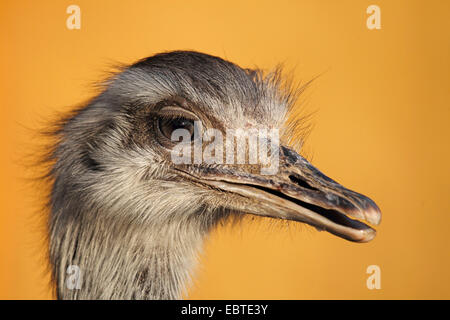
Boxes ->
[50,208,214,299]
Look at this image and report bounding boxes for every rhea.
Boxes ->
[46,51,381,299]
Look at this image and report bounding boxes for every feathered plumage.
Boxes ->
[45,51,380,299]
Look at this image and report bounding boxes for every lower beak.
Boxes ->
[195,146,381,243]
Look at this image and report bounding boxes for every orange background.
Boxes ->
[1,0,449,299]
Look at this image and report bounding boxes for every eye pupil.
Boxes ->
[159,117,195,140]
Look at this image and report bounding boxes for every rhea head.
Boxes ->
[47,51,381,299]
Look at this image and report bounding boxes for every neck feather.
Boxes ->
[50,206,221,299]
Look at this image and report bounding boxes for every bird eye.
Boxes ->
[154,105,201,147]
[158,116,196,141]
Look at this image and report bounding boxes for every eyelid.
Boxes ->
[158,106,199,121]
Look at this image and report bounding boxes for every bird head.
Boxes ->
[52,51,381,247]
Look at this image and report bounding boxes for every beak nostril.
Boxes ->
[288,174,318,192]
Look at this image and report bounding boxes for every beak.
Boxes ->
[187,146,381,243]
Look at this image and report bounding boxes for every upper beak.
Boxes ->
[178,146,381,243]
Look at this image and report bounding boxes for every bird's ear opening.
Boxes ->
[80,151,102,172]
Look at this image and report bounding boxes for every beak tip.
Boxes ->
[366,206,382,226]
[356,228,377,243]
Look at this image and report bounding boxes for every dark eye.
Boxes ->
[158,117,196,141]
